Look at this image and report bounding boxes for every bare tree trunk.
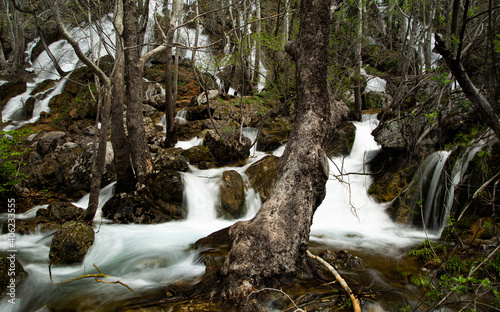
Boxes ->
[85,84,113,222]
[218,0,347,304]
[164,47,176,147]
[110,0,135,193]
[123,0,153,187]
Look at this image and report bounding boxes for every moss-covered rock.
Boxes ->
[49,221,95,264]
[181,145,216,169]
[218,170,246,219]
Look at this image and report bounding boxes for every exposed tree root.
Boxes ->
[306,250,361,312]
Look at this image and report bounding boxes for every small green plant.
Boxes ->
[0,128,33,194]
[424,110,438,125]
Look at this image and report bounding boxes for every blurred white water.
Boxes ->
[0,116,430,311]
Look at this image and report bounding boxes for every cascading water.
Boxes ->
[404,136,488,234]
[0,115,431,311]
[1,16,116,131]
[311,115,429,250]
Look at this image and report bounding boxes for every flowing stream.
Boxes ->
[0,115,434,311]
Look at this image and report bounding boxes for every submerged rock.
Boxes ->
[49,221,95,264]
[318,250,366,272]
[218,170,246,219]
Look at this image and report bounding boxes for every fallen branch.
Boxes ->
[58,264,136,294]
[306,250,361,312]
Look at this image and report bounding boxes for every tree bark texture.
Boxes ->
[123,0,153,186]
[111,55,136,193]
[219,0,347,303]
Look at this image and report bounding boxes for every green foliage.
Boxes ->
[495,34,500,53]
[424,110,438,125]
[0,128,33,194]
[409,239,445,263]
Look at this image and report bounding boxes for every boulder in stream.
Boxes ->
[102,169,186,224]
[218,170,246,219]
[204,129,251,165]
[245,155,281,202]
[49,221,95,264]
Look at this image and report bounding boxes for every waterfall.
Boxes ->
[2,16,116,130]
[311,115,429,250]
[404,137,487,234]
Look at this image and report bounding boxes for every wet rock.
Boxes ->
[24,97,36,118]
[102,169,185,224]
[257,118,292,152]
[39,202,85,223]
[181,145,216,169]
[143,104,157,117]
[0,257,28,296]
[31,79,57,95]
[326,122,356,157]
[218,170,246,219]
[101,193,173,224]
[146,169,184,205]
[245,155,281,202]
[318,250,366,272]
[49,221,95,264]
[0,80,27,106]
[36,131,67,156]
[154,148,189,172]
[204,129,251,165]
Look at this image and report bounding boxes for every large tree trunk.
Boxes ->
[123,0,153,187]
[218,0,347,303]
